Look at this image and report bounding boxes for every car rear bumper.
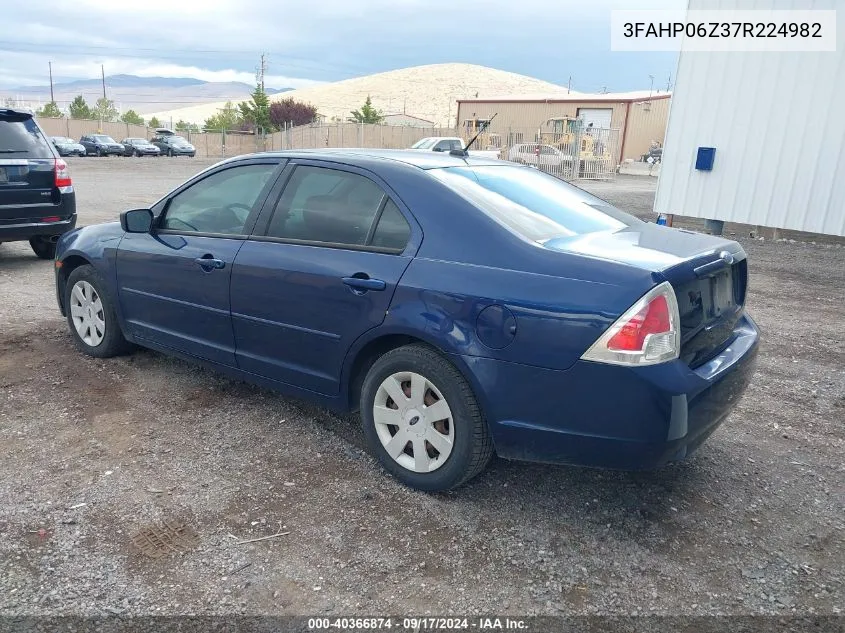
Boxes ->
[460,313,760,469]
[0,214,77,242]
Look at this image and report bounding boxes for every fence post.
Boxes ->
[65,117,70,137]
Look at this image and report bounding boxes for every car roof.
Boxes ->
[230,148,505,170]
[0,107,34,119]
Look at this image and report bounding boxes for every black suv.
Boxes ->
[150,134,196,157]
[80,134,124,157]
[0,108,77,259]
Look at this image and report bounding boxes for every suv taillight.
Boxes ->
[54,158,72,188]
[580,281,680,366]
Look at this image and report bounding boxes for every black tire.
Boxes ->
[64,265,133,358]
[95,148,102,157]
[360,344,493,491]
[135,150,142,157]
[167,148,173,157]
[29,236,56,260]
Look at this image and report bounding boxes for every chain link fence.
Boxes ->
[34,117,618,180]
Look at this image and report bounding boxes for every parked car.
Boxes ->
[410,136,500,160]
[150,134,196,157]
[1,107,76,259]
[54,149,759,491]
[121,138,161,157]
[79,134,124,157]
[50,136,86,157]
[507,143,573,168]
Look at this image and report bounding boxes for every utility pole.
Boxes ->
[256,53,267,90]
[666,74,672,92]
[48,62,55,103]
[101,64,107,99]
[648,74,655,97]
[567,75,572,94]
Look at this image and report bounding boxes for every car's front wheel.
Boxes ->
[29,236,56,259]
[360,344,493,491]
[65,265,133,358]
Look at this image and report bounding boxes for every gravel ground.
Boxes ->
[0,157,843,617]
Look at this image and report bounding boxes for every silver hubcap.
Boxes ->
[69,280,105,347]
[373,371,454,473]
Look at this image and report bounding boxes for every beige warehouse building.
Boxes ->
[456,91,671,165]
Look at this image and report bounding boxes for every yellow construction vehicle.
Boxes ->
[540,116,611,162]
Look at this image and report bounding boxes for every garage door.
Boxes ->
[577,108,613,129]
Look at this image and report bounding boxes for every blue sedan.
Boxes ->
[54,150,759,491]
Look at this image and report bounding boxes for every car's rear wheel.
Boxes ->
[360,344,493,491]
[65,265,132,358]
[29,236,56,260]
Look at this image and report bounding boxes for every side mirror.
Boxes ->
[120,208,154,233]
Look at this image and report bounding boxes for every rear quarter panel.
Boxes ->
[344,160,660,372]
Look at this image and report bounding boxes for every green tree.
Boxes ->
[94,97,118,122]
[175,120,200,133]
[349,95,384,124]
[120,109,144,125]
[238,84,272,132]
[149,116,161,128]
[68,95,92,119]
[203,101,242,131]
[36,101,63,118]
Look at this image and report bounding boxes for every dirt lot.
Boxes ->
[0,157,843,617]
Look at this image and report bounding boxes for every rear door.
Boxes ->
[230,161,421,394]
[116,158,284,365]
[0,110,59,224]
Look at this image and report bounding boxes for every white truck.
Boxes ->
[409,137,502,160]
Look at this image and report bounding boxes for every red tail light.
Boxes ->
[607,294,671,351]
[581,282,680,366]
[54,158,72,188]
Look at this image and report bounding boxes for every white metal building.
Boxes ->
[654,0,845,237]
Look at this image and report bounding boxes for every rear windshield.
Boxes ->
[429,165,641,242]
[0,113,54,158]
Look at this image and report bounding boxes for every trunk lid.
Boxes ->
[0,109,60,223]
[543,223,748,368]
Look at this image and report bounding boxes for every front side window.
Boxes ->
[411,138,435,149]
[266,166,398,248]
[161,164,277,235]
[429,165,640,243]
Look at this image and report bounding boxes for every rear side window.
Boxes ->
[266,166,388,247]
[0,114,54,158]
[371,200,411,250]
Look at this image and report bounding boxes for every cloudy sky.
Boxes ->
[1,0,681,93]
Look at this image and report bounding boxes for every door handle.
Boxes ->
[195,255,225,270]
[342,276,386,292]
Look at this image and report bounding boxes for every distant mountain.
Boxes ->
[1,74,293,116]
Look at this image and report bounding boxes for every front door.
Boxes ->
[230,162,420,394]
[116,160,281,366]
